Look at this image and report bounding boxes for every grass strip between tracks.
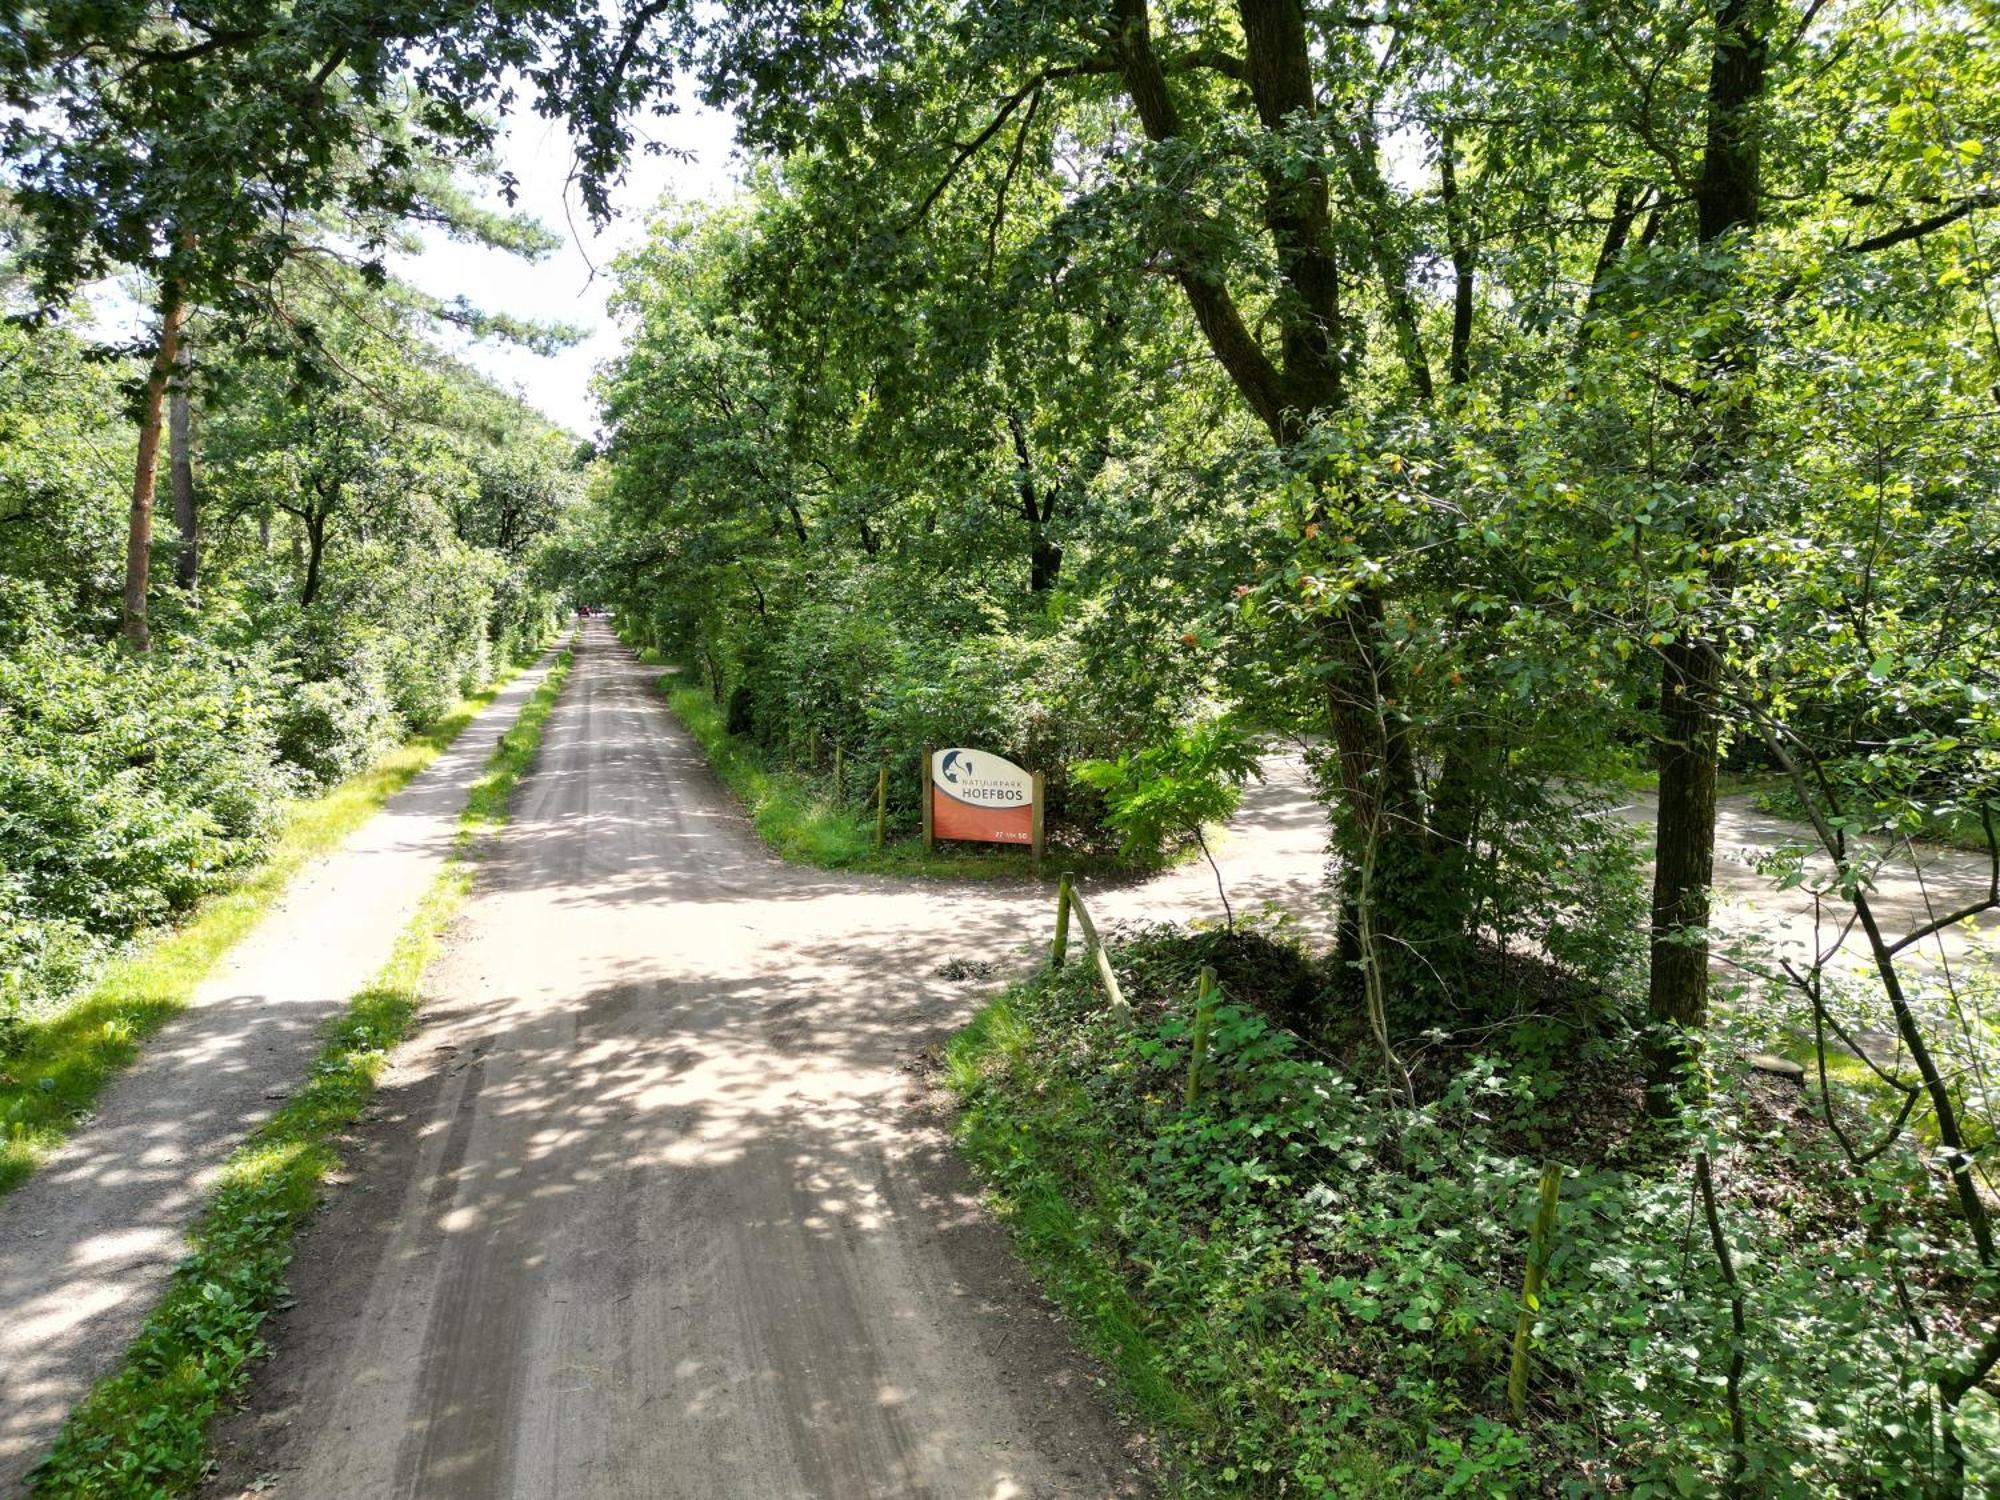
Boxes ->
[0,648,557,1199]
[24,648,573,1498]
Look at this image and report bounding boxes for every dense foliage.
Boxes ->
[581,189,1228,843]
[955,924,1999,1495]
[570,0,2000,1488]
[5,0,1997,1490]
[0,580,288,1019]
[0,289,576,1035]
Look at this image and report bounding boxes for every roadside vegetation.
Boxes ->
[21,650,573,1499]
[954,922,2000,1495]
[0,659,544,1196]
[653,661,1144,878]
[6,0,1998,1494]
[1,163,583,1190]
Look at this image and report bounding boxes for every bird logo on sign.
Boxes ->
[941,750,973,785]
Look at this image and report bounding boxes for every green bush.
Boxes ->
[0,550,561,1032]
[640,564,1205,846]
[272,665,400,789]
[0,582,292,1019]
[251,541,557,789]
[952,923,1989,1497]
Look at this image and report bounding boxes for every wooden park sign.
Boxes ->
[924,745,1045,859]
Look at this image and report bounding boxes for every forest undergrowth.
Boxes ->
[951,922,2000,1498]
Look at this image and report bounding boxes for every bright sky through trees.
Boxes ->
[399,101,742,435]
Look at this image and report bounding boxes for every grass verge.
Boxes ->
[0,655,545,1198]
[22,649,572,1498]
[655,669,1131,881]
[946,997,1211,1452]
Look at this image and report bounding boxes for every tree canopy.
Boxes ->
[5,0,1999,1489]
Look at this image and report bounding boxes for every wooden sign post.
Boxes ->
[1030,771,1046,864]
[922,744,935,850]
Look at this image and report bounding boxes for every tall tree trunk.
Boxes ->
[1647,0,1768,1082]
[1650,638,1722,1030]
[301,513,328,607]
[122,283,187,652]
[1322,599,1440,1008]
[1110,0,1458,1013]
[169,336,198,599]
[1008,412,1064,592]
[1028,532,1063,593]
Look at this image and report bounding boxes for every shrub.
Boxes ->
[653,565,1207,847]
[273,662,399,789]
[0,582,291,1019]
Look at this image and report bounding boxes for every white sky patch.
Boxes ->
[397,101,743,438]
[53,98,741,439]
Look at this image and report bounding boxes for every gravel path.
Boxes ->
[12,620,1990,1496]
[0,652,562,1492]
[202,621,1283,1500]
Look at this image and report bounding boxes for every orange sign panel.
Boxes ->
[930,748,1034,845]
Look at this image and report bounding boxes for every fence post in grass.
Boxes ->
[1184,966,1219,1107]
[833,745,844,804]
[1052,871,1074,968]
[1030,770,1046,866]
[1507,1161,1564,1422]
[1066,886,1130,1021]
[922,744,935,851]
[875,764,889,850]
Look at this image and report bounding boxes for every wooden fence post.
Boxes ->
[875,764,889,850]
[922,744,935,851]
[1093,940,1130,1022]
[1508,1162,1564,1421]
[1052,872,1074,968]
[1030,769,1046,866]
[1184,966,1219,1107]
[1066,887,1130,1021]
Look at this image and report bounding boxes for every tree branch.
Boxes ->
[1111,0,1292,439]
[984,82,1042,275]
[1844,193,1995,256]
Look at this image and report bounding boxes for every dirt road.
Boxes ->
[0,654,563,1492]
[1611,791,1996,979]
[172,627,1998,1496]
[206,622,1163,1499]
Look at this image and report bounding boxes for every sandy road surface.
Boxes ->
[0,653,563,1492]
[205,622,1197,1499]
[1611,792,1996,979]
[186,625,1990,1497]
